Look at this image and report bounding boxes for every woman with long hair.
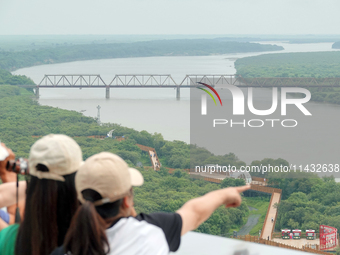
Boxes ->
[0,134,83,255]
[52,152,249,255]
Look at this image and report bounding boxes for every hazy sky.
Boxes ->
[0,0,339,35]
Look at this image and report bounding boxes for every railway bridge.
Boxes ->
[17,74,340,99]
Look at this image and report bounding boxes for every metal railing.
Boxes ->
[234,235,330,254]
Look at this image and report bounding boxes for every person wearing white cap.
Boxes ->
[51,152,250,255]
[0,134,84,255]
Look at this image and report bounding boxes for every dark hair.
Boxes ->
[63,189,123,255]
[82,189,123,219]
[15,171,78,255]
[64,201,110,255]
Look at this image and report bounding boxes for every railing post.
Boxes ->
[106,86,110,99]
[176,86,180,100]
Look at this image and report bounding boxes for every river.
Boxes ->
[13,42,340,169]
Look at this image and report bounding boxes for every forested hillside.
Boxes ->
[0,39,283,71]
[235,51,340,104]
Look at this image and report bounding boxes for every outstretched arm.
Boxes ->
[176,185,250,236]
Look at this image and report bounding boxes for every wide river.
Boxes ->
[13,42,340,168]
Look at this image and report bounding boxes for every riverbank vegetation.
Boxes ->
[0,39,283,71]
[0,69,34,85]
[235,51,340,104]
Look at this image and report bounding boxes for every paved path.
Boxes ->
[261,192,281,240]
[149,150,159,170]
[273,238,319,249]
[238,214,261,235]
[190,172,226,180]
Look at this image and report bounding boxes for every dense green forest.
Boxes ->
[0,85,251,236]
[332,42,340,49]
[249,161,340,233]
[135,169,248,236]
[235,51,340,104]
[0,39,283,71]
[265,173,340,233]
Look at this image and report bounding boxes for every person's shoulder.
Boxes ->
[134,212,182,252]
[134,212,182,232]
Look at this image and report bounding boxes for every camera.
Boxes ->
[6,158,29,175]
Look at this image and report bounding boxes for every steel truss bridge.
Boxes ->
[18,74,340,99]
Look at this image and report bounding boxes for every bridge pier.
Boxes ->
[176,86,180,100]
[35,87,39,98]
[105,87,110,99]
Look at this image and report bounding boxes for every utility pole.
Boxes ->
[96,105,101,125]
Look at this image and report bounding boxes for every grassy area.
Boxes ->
[244,196,270,236]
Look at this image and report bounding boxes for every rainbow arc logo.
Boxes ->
[197,82,223,106]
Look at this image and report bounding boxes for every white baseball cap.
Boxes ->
[29,134,83,182]
[76,152,144,205]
